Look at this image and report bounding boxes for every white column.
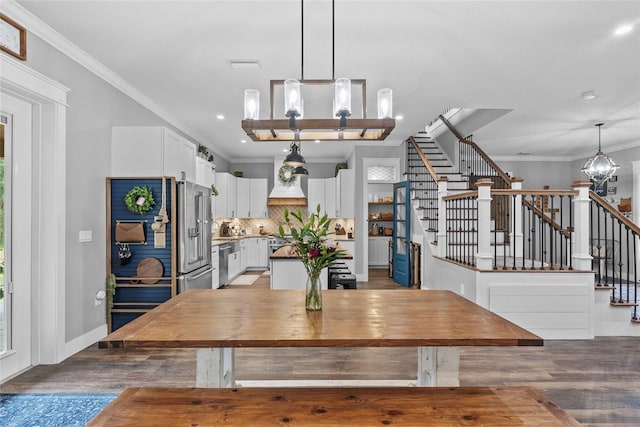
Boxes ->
[476,179,494,269]
[510,177,524,258]
[572,181,593,271]
[437,178,448,257]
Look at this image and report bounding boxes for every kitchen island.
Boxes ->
[269,244,354,290]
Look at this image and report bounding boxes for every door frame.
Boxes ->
[0,55,69,380]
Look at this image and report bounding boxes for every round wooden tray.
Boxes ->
[134,257,164,284]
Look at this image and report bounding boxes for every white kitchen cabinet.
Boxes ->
[325,177,337,218]
[368,237,391,266]
[195,156,215,188]
[337,169,355,218]
[307,173,355,218]
[228,250,241,280]
[215,173,237,218]
[240,239,248,272]
[308,177,336,217]
[211,246,220,288]
[307,179,325,215]
[236,177,251,217]
[111,126,196,181]
[248,237,269,268]
[249,179,268,218]
[338,240,355,256]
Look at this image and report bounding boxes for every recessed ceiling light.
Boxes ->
[517,152,532,156]
[240,139,247,144]
[581,90,596,101]
[216,114,225,120]
[282,148,288,153]
[395,115,403,120]
[614,24,633,36]
[314,139,320,143]
[228,60,261,69]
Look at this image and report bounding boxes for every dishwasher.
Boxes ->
[218,243,231,286]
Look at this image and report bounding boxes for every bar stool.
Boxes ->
[328,267,351,289]
[333,273,357,290]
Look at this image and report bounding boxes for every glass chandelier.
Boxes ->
[581,123,619,186]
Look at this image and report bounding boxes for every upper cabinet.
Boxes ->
[307,170,354,218]
[111,127,196,182]
[336,169,355,218]
[215,172,237,218]
[195,156,215,188]
[215,174,267,218]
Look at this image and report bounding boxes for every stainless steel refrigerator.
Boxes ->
[176,181,213,292]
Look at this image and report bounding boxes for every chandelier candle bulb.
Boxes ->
[284,79,301,115]
[377,88,393,119]
[243,89,259,120]
[334,78,352,127]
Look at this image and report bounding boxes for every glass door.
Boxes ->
[393,181,411,287]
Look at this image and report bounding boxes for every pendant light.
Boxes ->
[581,123,619,185]
[284,141,306,167]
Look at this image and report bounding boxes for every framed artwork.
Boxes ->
[609,175,618,182]
[608,187,617,195]
[0,14,27,60]
[591,181,607,197]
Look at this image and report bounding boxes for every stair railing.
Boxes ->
[407,136,446,232]
[589,191,639,321]
[443,186,577,271]
[438,115,513,242]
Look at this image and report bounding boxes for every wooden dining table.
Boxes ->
[99,289,542,388]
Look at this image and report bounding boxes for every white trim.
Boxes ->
[0,56,69,104]
[63,324,108,360]
[238,379,416,387]
[1,53,69,368]
[1,1,221,158]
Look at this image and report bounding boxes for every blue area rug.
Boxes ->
[0,393,118,427]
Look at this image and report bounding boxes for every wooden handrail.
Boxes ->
[408,136,443,182]
[438,115,512,185]
[590,191,640,236]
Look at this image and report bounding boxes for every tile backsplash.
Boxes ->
[214,205,354,238]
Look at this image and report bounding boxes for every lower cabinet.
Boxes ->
[228,251,241,280]
[240,240,249,271]
[248,237,269,268]
[369,237,392,266]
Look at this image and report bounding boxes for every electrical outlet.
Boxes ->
[79,230,92,243]
[460,284,465,295]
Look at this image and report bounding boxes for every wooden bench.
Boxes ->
[87,386,580,426]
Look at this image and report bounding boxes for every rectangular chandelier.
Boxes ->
[241,79,395,142]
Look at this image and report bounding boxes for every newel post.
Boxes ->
[476,178,494,270]
[437,177,448,257]
[510,177,524,258]
[572,181,592,271]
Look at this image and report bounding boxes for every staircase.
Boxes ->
[406,133,509,256]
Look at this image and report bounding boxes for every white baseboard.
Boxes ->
[63,323,108,360]
[237,379,416,388]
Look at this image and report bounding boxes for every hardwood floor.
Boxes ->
[2,269,639,426]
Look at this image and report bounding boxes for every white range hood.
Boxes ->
[268,156,307,206]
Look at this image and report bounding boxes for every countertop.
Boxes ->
[270,244,353,260]
[212,235,355,246]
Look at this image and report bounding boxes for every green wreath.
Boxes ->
[279,165,297,184]
[124,186,155,215]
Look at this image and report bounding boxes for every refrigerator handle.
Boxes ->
[186,267,214,281]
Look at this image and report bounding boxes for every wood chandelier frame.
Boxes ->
[241,79,395,142]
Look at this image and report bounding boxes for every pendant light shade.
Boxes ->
[377,88,392,119]
[283,142,305,167]
[243,89,260,120]
[581,123,619,186]
[292,166,309,177]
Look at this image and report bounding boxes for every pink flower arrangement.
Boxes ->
[279,205,345,276]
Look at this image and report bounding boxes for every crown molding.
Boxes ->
[1,1,233,161]
[492,155,572,162]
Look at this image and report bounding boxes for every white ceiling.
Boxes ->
[15,0,640,163]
